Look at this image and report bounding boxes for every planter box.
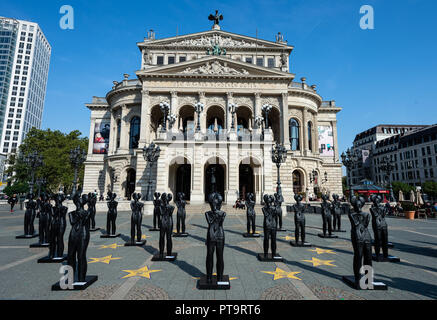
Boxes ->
[405,211,415,220]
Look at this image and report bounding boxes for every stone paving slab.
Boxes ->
[0,207,436,300]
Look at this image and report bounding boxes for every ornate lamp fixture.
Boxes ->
[143,143,161,201]
[261,104,272,129]
[379,155,395,202]
[271,142,288,196]
[228,103,239,130]
[341,148,360,202]
[167,113,177,130]
[159,101,170,132]
[194,102,204,133]
[69,146,86,196]
[23,151,43,196]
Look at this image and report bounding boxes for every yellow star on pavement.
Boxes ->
[282,235,294,241]
[261,267,302,281]
[192,273,238,281]
[141,235,150,240]
[99,243,123,249]
[302,257,336,267]
[308,248,337,255]
[89,255,122,264]
[122,265,161,279]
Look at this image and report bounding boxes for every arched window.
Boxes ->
[308,121,312,152]
[289,118,300,151]
[116,120,121,149]
[129,116,140,149]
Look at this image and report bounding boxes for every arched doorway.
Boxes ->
[168,157,192,201]
[236,106,252,136]
[267,107,281,142]
[204,157,226,202]
[206,105,225,135]
[292,170,304,195]
[239,164,253,200]
[125,168,136,200]
[178,105,195,139]
[150,105,164,139]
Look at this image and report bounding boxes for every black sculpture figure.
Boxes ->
[40,194,67,262]
[243,193,259,237]
[31,193,51,247]
[87,192,99,231]
[370,195,399,262]
[174,192,188,237]
[318,194,338,238]
[331,194,345,232]
[16,193,38,239]
[149,192,161,231]
[342,196,386,290]
[198,191,230,289]
[152,193,177,260]
[274,192,286,231]
[258,194,283,261]
[101,192,120,238]
[125,193,146,246]
[290,194,311,247]
[52,193,97,290]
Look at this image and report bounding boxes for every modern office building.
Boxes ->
[83,13,344,204]
[0,17,51,156]
[347,124,436,187]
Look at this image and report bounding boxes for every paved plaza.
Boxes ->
[0,204,436,300]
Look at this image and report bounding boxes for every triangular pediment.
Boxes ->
[138,30,293,51]
[137,56,294,79]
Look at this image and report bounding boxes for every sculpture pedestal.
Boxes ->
[372,254,400,263]
[290,241,312,247]
[152,253,177,261]
[149,228,160,232]
[124,240,146,247]
[90,227,100,232]
[198,275,230,290]
[100,233,121,238]
[243,233,260,238]
[333,229,346,233]
[257,253,283,262]
[52,275,98,291]
[318,234,338,239]
[276,228,287,232]
[173,233,189,237]
[372,240,394,248]
[16,234,39,239]
[342,275,387,290]
[29,242,49,248]
[38,255,67,263]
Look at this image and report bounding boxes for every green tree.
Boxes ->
[6,128,88,194]
[422,181,437,199]
[391,181,415,199]
[342,176,348,194]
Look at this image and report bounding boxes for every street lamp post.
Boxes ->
[23,151,43,196]
[379,155,395,202]
[159,101,170,132]
[261,104,272,129]
[194,102,204,133]
[69,146,87,196]
[35,177,47,198]
[271,142,288,196]
[228,103,239,130]
[143,142,161,201]
[167,113,177,130]
[341,148,359,202]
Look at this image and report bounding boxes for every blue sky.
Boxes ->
[1,0,436,155]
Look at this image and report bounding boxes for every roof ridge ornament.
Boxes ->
[208,10,223,30]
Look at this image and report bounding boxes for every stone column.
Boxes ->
[191,142,204,203]
[118,104,129,153]
[226,92,233,131]
[332,120,339,162]
[139,90,150,148]
[227,141,238,204]
[314,112,320,156]
[281,93,289,149]
[302,108,309,156]
[109,110,117,155]
[87,117,96,155]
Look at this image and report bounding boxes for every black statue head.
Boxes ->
[154,192,161,200]
[111,192,117,200]
[321,194,329,202]
[72,192,81,209]
[247,193,254,201]
[208,192,223,211]
[268,195,275,205]
[81,194,88,208]
[351,196,365,212]
[107,191,112,198]
[167,193,173,203]
[333,194,339,202]
[371,194,382,205]
[161,193,167,205]
[263,194,270,205]
[294,194,302,203]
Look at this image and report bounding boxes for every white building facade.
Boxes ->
[83,20,343,204]
[0,17,51,157]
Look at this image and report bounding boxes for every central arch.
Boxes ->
[206,105,225,134]
[239,157,262,202]
[204,157,226,202]
[168,156,191,201]
[125,168,136,200]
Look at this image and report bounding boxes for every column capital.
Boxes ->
[226,92,234,99]
[198,92,206,99]
[254,92,261,99]
[171,91,178,98]
[141,90,150,97]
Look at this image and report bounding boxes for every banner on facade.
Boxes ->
[318,125,334,156]
[93,120,110,154]
[362,149,370,165]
